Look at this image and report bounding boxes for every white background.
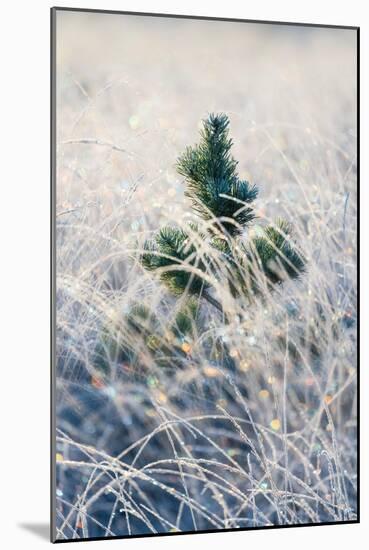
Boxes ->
[0,0,366,548]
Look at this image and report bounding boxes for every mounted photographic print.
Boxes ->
[51,8,359,542]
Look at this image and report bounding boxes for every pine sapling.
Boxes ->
[94,113,305,378]
[142,113,305,311]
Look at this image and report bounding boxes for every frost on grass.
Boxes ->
[55,14,357,540]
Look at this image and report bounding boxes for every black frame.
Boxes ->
[50,6,360,543]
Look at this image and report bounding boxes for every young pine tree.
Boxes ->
[141,113,305,312]
[94,113,305,378]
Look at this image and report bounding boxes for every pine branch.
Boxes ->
[141,225,210,296]
[177,113,258,236]
[248,219,305,289]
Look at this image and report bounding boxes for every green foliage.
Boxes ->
[172,299,198,338]
[141,226,209,295]
[141,113,305,303]
[249,219,305,285]
[176,113,258,235]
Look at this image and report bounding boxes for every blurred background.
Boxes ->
[56,11,356,223]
